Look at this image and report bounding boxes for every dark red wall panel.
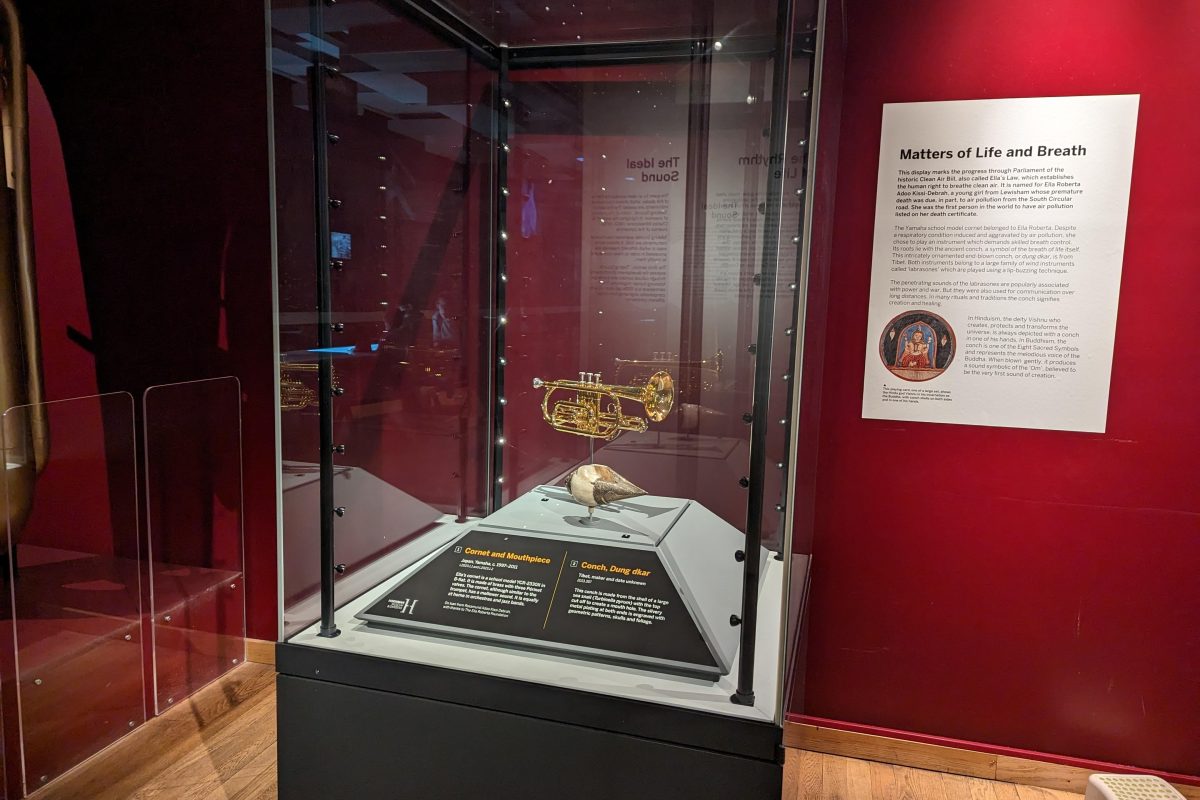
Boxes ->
[796,0,1200,776]
[21,0,278,639]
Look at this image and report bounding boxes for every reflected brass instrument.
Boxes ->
[0,0,48,546]
[531,370,674,441]
[280,362,341,411]
[613,349,723,394]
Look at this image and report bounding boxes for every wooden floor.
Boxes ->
[29,663,277,800]
[784,750,1082,799]
[28,662,1083,800]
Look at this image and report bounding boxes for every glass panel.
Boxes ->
[144,378,244,715]
[504,57,790,536]
[272,0,494,636]
[1,393,143,793]
[270,0,323,638]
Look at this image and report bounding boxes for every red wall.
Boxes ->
[794,0,1200,778]
[21,0,279,639]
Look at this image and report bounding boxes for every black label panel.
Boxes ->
[359,529,717,671]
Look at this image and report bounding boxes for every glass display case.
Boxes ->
[270,0,824,795]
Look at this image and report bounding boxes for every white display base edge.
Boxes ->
[288,518,783,724]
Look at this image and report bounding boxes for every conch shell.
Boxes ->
[564,464,646,518]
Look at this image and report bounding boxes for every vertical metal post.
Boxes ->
[308,0,340,639]
[777,0,827,722]
[733,0,799,706]
[677,37,713,413]
[488,47,511,513]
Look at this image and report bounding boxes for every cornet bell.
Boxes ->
[643,371,673,422]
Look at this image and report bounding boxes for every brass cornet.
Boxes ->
[531,370,674,441]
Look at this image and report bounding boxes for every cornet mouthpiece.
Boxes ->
[532,377,544,388]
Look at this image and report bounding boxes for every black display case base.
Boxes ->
[276,644,783,800]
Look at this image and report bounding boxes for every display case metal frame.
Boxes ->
[275,0,827,794]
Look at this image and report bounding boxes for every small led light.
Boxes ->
[497,476,505,483]
[503,98,511,108]
[499,231,508,241]
[380,272,388,277]
[497,437,506,445]
[601,154,606,159]
[501,187,510,196]
[502,144,510,152]
[713,40,723,51]
[746,95,755,104]
[499,315,508,325]
[379,215,388,220]
[380,301,389,306]
[499,397,507,406]
[779,418,787,425]
[499,356,507,366]
[500,273,508,282]
[792,236,800,243]
[380,244,388,249]
[379,185,386,190]
[378,155,387,161]
[777,462,785,469]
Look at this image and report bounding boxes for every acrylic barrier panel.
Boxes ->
[144,378,244,715]
[273,0,494,636]
[1,393,143,793]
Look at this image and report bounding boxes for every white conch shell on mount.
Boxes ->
[564,464,646,518]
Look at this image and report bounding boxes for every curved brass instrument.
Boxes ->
[280,362,341,411]
[0,0,47,547]
[531,370,674,441]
